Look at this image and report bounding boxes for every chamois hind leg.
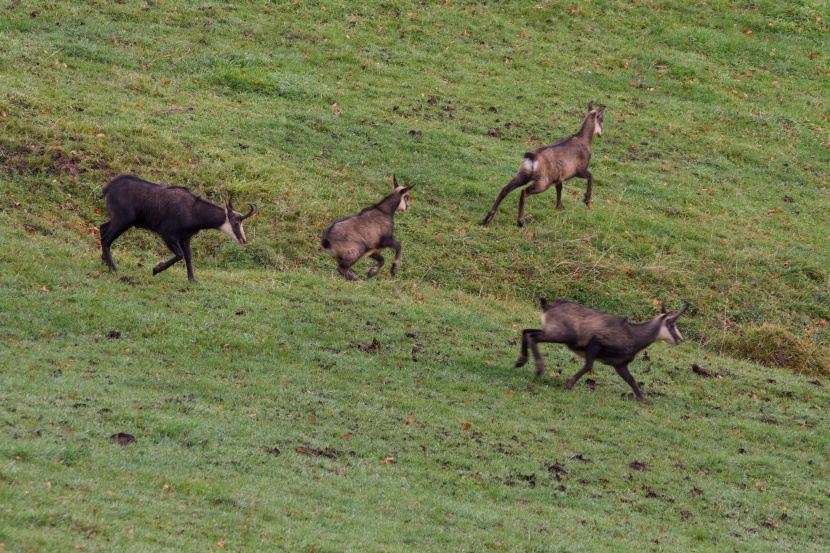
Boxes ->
[565,344,599,390]
[153,237,185,277]
[523,329,557,376]
[577,169,593,208]
[517,177,551,227]
[614,364,652,405]
[366,252,385,278]
[99,220,130,272]
[337,259,359,281]
[482,170,532,225]
[514,329,537,369]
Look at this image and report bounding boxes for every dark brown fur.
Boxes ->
[515,298,688,405]
[482,102,606,227]
[321,176,413,281]
[100,174,256,282]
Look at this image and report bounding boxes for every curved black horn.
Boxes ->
[240,203,257,220]
[675,300,689,318]
[660,300,667,314]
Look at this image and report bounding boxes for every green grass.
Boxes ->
[1,0,829,551]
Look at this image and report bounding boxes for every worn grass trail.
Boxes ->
[1,0,829,551]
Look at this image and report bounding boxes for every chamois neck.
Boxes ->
[377,191,402,214]
[194,198,228,229]
[629,318,663,349]
[576,114,596,142]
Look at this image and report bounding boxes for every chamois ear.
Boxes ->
[586,100,594,112]
[660,300,667,314]
[225,196,235,213]
[539,296,548,308]
[392,174,399,189]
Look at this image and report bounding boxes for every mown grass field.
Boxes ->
[1,1,829,551]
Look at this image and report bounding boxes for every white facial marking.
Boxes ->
[657,319,681,345]
[220,217,245,243]
[397,192,410,211]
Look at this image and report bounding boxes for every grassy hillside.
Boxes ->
[1,1,829,551]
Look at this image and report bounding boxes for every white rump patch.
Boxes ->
[522,158,537,173]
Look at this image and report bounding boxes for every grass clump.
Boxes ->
[718,324,830,376]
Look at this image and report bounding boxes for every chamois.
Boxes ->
[321,175,413,281]
[515,298,688,405]
[482,101,606,227]
[100,174,257,282]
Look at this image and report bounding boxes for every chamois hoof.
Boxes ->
[637,396,654,406]
[564,378,576,391]
[482,214,494,225]
[517,220,526,228]
[514,355,528,368]
[534,360,545,376]
[367,269,379,278]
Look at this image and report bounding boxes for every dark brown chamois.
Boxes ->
[515,298,688,405]
[100,174,256,282]
[321,175,413,281]
[482,101,605,227]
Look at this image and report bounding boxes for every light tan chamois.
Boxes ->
[482,102,605,227]
[321,176,414,281]
[515,298,688,405]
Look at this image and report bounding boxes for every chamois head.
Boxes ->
[656,300,689,345]
[221,199,257,244]
[392,175,414,212]
[586,100,606,138]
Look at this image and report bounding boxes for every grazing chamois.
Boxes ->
[321,175,413,281]
[100,174,256,282]
[482,101,606,227]
[515,298,688,405]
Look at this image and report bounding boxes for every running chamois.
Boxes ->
[515,298,688,405]
[482,101,605,227]
[321,176,414,281]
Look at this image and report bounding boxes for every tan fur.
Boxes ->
[482,102,606,227]
[321,177,413,281]
[516,298,688,405]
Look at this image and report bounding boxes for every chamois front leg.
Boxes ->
[181,238,196,282]
[388,239,402,276]
[578,169,593,208]
[154,238,185,277]
[565,344,598,390]
[614,364,653,405]
[366,252,385,278]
